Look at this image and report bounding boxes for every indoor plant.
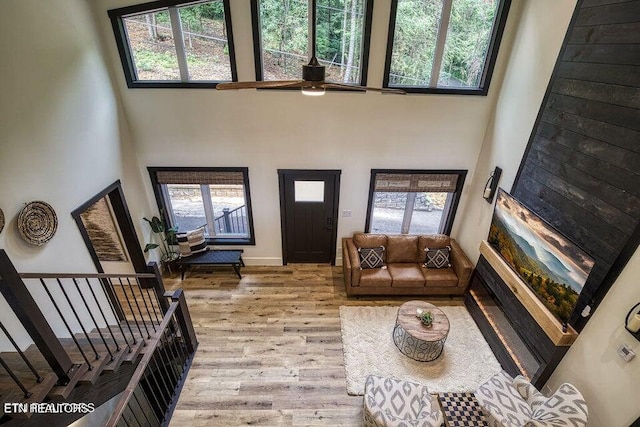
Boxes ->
[143,215,179,262]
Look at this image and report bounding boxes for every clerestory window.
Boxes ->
[365,170,467,235]
[383,0,511,95]
[148,168,255,245]
[109,0,237,88]
[251,0,374,85]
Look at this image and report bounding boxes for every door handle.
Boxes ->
[325,217,333,230]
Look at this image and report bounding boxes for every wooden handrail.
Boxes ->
[20,272,156,279]
[107,297,180,427]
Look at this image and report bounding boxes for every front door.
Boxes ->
[278,170,341,264]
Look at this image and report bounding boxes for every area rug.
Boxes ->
[339,305,501,395]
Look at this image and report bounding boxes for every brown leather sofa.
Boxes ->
[342,233,473,296]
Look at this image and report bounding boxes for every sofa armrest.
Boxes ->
[345,239,361,287]
[342,238,352,289]
[450,239,473,289]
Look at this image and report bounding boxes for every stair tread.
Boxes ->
[48,363,89,401]
[78,351,111,385]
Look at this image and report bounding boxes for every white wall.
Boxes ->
[94,0,522,265]
[455,0,578,261]
[546,248,640,426]
[0,0,152,347]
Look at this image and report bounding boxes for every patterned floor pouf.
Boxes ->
[438,392,488,427]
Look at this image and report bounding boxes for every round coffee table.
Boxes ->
[393,301,450,362]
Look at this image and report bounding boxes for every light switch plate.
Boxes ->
[342,210,352,217]
[617,343,635,362]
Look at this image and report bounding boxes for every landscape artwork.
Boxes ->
[488,189,594,324]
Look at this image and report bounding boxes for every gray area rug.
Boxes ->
[339,305,501,395]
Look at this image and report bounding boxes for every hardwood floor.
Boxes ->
[166,264,463,426]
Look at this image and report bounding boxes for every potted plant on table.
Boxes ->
[143,215,179,264]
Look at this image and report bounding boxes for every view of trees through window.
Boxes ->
[123,1,232,81]
[389,0,499,88]
[257,0,368,84]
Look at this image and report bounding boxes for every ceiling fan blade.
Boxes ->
[216,80,304,90]
[322,83,406,95]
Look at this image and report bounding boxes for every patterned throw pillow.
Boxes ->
[176,226,208,258]
[358,246,385,270]
[424,246,451,268]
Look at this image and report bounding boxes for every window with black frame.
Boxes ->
[148,168,255,245]
[251,0,373,85]
[383,0,511,95]
[109,0,237,88]
[365,170,466,235]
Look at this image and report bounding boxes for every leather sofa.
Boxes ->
[342,233,473,296]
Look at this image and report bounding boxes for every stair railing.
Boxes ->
[0,249,179,409]
[106,289,197,427]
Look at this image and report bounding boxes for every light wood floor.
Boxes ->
[166,264,463,426]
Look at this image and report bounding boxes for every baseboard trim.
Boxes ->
[242,257,283,266]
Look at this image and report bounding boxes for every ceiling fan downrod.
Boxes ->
[301,0,326,95]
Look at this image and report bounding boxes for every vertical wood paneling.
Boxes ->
[512,0,640,330]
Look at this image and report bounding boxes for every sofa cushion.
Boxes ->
[422,267,458,287]
[387,235,420,263]
[359,268,392,287]
[354,233,388,248]
[418,235,451,253]
[424,246,452,269]
[388,264,426,287]
[358,246,386,269]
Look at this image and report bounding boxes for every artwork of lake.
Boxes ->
[488,189,595,324]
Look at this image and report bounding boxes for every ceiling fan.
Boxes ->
[216,0,405,95]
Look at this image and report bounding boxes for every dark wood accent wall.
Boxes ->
[512,0,640,330]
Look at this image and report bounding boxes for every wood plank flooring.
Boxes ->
[166,264,463,426]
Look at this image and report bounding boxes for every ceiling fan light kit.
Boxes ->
[216,0,404,96]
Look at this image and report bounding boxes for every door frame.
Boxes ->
[278,169,341,265]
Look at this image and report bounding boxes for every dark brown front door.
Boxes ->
[278,170,341,264]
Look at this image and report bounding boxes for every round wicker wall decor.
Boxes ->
[17,201,58,246]
[0,208,4,234]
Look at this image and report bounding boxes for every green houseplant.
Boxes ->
[143,215,179,262]
[420,311,433,327]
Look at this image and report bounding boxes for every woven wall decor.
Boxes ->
[17,201,58,246]
[0,208,4,234]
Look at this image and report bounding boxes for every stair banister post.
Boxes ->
[0,250,74,384]
[169,289,197,354]
[146,261,171,315]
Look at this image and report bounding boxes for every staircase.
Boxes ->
[0,250,197,426]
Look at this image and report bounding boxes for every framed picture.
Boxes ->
[80,197,128,262]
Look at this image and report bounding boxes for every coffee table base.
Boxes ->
[393,324,446,362]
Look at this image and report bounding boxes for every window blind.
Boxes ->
[374,173,458,193]
[156,170,244,186]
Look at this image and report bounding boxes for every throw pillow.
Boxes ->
[358,246,385,270]
[424,246,451,269]
[176,226,208,258]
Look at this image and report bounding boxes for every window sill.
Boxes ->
[205,237,255,246]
